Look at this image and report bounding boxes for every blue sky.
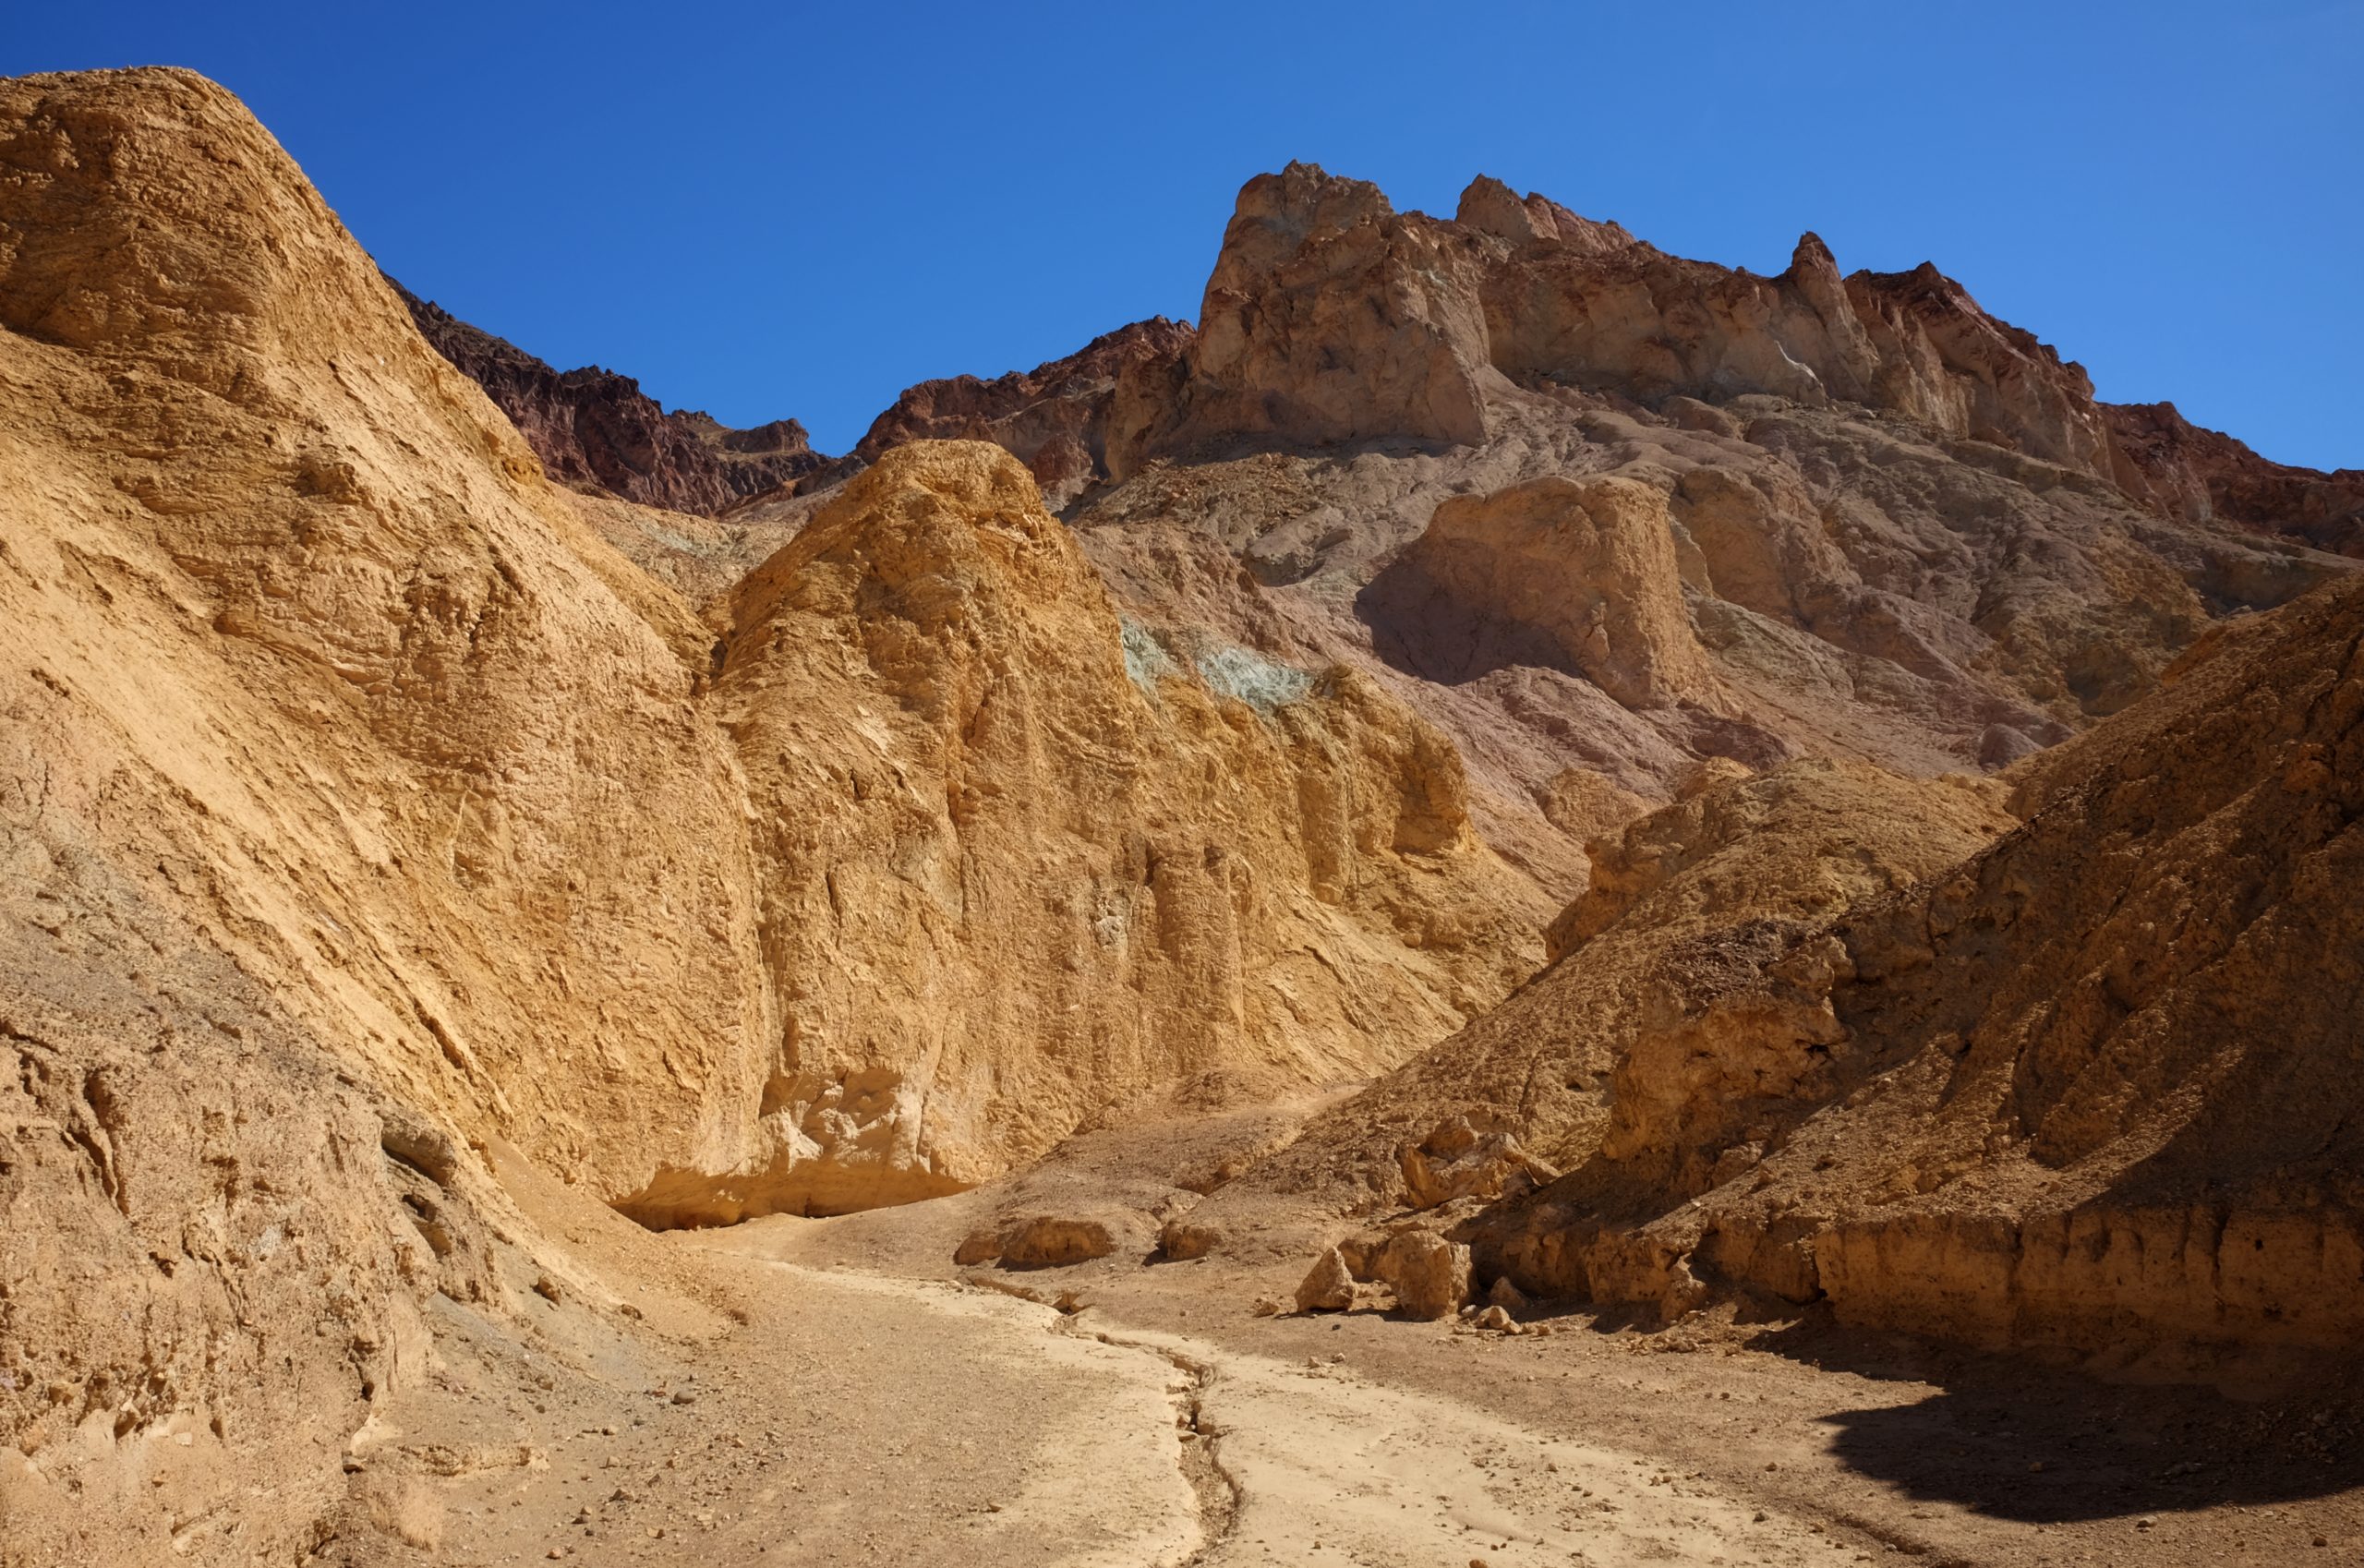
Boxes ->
[7,2,2358,467]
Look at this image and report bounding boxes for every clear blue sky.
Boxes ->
[7,2,2358,468]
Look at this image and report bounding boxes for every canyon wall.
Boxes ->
[1470,573,2364,1355]
[0,69,1544,1562]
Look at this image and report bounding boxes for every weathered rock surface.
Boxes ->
[1068,163,2347,896]
[662,440,1550,1224]
[1110,162,1499,470]
[6,61,2362,1567]
[1198,760,2016,1222]
[0,66,779,1565]
[2106,399,2364,557]
[1399,1115,1559,1210]
[396,282,826,513]
[1381,474,1719,710]
[1113,163,2116,481]
[1477,573,2364,1356]
[1295,1246,1357,1312]
[995,1215,1118,1270]
[846,318,1195,507]
[0,69,1550,1561]
[1372,1230,1472,1320]
[563,162,2352,900]
[1158,1217,1224,1260]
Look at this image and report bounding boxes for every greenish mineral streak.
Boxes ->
[1192,644,1314,712]
[1118,615,1178,691]
[1118,617,1312,712]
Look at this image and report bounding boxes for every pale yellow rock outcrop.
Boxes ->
[0,67,1550,1564]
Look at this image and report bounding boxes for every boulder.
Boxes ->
[1399,1116,1560,1209]
[997,1217,1117,1270]
[1374,1231,1472,1321]
[1159,1218,1224,1260]
[1295,1247,1357,1313]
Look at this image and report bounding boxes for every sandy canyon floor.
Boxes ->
[307,1111,2364,1568]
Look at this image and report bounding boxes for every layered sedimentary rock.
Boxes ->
[1476,574,2364,1354]
[1071,162,2345,885]
[396,283,826,513]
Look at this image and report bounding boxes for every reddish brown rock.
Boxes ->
[394,282,825,513]
[2105,399,2364,557]
[849,318,1193,506]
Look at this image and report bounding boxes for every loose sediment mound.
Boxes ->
[1477,574,2364,1357]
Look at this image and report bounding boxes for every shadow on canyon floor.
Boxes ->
[1748,1316,2363,1524]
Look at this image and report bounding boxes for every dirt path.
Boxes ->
[1074,1319,1844,1568]
[313,1135,2363,1568]
[724,1257,1840,1568]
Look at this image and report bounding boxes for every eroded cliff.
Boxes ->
[0,70,1545,1563]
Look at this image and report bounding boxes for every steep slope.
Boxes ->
[629,439,1550,1224]
[0,66,777,1566]
[0,68,1552,1563]
[1184,759,2017,1228]
[396,282,826,513]
[2106,398,2364,557]
[1473,573,2364,1356]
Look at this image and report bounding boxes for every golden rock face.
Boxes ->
[0,71,1555,1561]
[5,63,2360,1568]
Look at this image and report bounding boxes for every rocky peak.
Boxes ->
[2105,399,2364,556]
[1226,160,1401,257]
[1455,174,1550,245]
[1456,175,1635,257]
[1108,163,1498,473]
[394,282,825,515]
[844,316,1195,506]
[1108,164,2143,491]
